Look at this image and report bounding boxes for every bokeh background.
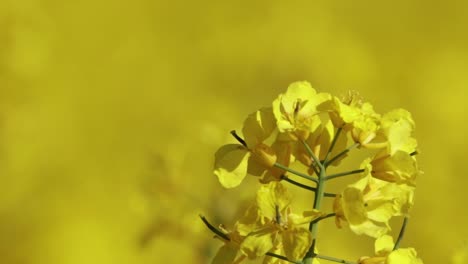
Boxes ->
[0,0,467,263]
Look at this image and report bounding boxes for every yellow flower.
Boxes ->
[334,160,414,238]
[371,150,421,185]
[358,235,423,264]
[239,182,322,261]
[328,93,383,148]
[272,81,331,140]
[378,109,417,155]
[214,107,278,188]
[211,230,246,264]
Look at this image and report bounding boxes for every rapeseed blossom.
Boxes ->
[333,159,415,238]
[203,81,423,264]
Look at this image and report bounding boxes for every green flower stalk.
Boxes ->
[202,81,424,264]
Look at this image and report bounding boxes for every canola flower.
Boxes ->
[202,81,423,264]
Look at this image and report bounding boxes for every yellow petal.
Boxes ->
[272,81,330,134]
[282,227,313,261]
[262,246,285,264]
[236,205,263,236]
[374,183,415,216]
[214,144,251,188]
[242,107,276,147]
[342,187,367,225]
[337,98,364,124]
[371,150,419,185]
[365,199,395,223]
[288,210,323,225]
[251,143,277,168]
[256,182,291,220]
[240,226,276,259]
[212,244,241,264]
[247,155,267,177]
[374,235,394,256]
[349,220,389,238]
[387,248,423,264]
[380,109,417,155]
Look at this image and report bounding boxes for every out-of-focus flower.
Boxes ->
[214,107,279,188]
[272,81,331,141]
[358,235,423,264]
[451,244,467,264]
[239,182,322,261]
[333,160,414,238]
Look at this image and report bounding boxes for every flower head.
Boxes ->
[272,81,331,140]
[239,182,322,261]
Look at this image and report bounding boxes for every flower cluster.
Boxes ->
[202,81,423,264]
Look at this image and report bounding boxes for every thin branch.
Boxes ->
[300,139,323,173]
[315,254,358,264]
[309,213,336,225]
[199,215,230,241]
[282,175,337,197]
[323,127,343,163]
[324,192,338,198]
[282,175,317,192]
[394,216,409,250]
[274,163,319,184]
[325,143,360,168]
[265,252,301,264]
[324,169,365,181]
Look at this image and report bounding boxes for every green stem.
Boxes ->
[274,163,319,184]
[323,127,343,163]
[282,176,317,192]
[199,215,230,241]
[265,252,301,264]
[300,139,323,175]
[325,143,360,168]
[309,213,336,225]
[393,216,409,250]
[324,169,365,181]
[281,176,337,197]
[315,254,358,264]
[303,168,326,264]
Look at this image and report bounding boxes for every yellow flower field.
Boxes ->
[0,1,466,263]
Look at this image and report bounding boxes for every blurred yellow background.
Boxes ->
[0,0,467,263]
